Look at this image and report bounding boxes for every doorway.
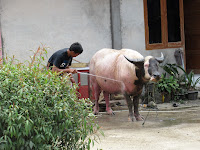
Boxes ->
[184,0,200,73]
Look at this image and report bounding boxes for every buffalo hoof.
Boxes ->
[93,109,99,115]
[134,114,144,121]
[106,109,115,115]
[94,111,99,115]
[128,116,134,122]
[94,112,99,115]
[93,106,99,115]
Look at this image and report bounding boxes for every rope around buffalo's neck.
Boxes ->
[77,71,123,83]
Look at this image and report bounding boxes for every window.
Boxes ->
[144,0,184,50]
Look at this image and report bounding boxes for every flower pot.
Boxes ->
[187,91,198,100]
[174,93,185,100]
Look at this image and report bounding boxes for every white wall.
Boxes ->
[0,0,111,63]
[1,0,180,65]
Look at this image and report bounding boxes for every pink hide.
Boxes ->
[90,48,146,120]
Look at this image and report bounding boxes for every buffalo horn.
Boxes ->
[124,56,144,64]
[155,52,164,63]
[124,55,144,68]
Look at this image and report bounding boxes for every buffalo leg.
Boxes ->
[103,91,114,115]
[133,96,144,121]
[93,84,101,115]
[124,93,134,121]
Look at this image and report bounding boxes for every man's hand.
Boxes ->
[69,68,77,74]
[51,65,77,74]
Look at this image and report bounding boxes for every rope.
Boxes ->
[77,71,123,83]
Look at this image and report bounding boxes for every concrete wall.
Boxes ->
[0,0,179,65]
[0,0,111,63]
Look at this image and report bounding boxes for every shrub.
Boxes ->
[156,74,180,95]
[162,63,200,91]
[0,47,100,149]
[177,67,200,91]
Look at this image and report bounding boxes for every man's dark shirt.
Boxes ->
[48,48,72,69]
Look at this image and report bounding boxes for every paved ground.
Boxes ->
[91,100,200,150]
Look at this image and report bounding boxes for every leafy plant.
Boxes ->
[177,67,200,91]
[162,63,179,78]
[156,74,180,94]
[0,46,101,149]
[162,63,200,90]
[161,63,185,84]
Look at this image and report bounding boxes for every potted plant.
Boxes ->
[178,69,200,100]
[160,63,186,100]
[162,63,186,85]
[164,63,200,100]
[161,63,200,100]
[156,73,180,102]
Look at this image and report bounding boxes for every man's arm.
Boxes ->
[51,65,77,74]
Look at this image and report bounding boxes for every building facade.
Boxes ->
[0,0,199,73]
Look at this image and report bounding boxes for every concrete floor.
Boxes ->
[91,100,200,150]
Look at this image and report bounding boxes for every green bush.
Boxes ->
[161,63,200,90]
[0,47,100,149]
[156,74,180,94]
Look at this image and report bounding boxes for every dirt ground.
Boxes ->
[91,101,200,150]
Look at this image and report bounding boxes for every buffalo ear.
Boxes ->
[155,52,164,63]
[124,55,144,69]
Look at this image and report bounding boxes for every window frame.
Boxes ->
[143,0,185,50]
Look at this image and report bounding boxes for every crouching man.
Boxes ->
[47,42,83,83]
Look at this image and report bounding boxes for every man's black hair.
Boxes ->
[69,42,83,54]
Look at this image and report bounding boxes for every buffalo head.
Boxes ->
[144,53,164,82]
[124,53,164,82]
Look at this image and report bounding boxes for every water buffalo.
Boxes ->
[89,48,164,121]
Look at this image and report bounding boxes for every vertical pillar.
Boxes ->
[110,0,122,50]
